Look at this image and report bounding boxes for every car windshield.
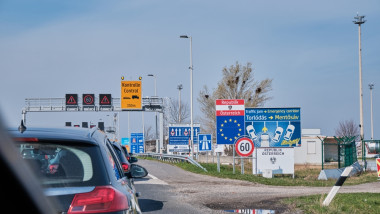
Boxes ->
[15,141,108,188]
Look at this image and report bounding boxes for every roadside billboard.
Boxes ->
[245,107,301,147]
[121,81,142,110]
[121,138,130,153]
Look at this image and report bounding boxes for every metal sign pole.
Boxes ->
[217,152,221,173]
[255,148,257,175]
[241,157,244,174]
[233,145,235,174]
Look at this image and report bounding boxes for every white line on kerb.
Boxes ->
[134,173,168,185]
[148,173,159,180]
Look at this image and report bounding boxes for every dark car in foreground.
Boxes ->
[9,127,148,214]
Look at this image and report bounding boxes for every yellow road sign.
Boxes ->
[121,80,142,110]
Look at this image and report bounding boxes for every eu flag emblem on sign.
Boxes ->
[216,116,245,145]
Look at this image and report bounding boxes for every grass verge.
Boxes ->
[281,193,380,213]
[139,157,378,187]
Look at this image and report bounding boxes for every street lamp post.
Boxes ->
[177,84,183,123]
[353,14,366,141]
[369,83,374,140]
[180,35,194,158]
[147,74,159,153]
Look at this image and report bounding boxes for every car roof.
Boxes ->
[8,126,104,145]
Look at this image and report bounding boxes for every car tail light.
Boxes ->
[68,186,129,214]
[13,137,39,142]
[122,163,129,172]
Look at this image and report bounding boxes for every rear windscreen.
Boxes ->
[16,142,108,187]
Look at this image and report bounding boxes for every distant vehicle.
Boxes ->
[111,141,132,173]
[132,95,139,99]
[284,124,295,141]
[121,146,136,163]
[246,125,257,140]
[272,127,283,143]
[10,127,148,214]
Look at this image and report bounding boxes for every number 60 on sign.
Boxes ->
[235,137,254,157]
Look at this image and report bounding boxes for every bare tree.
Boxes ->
[144,126,155,141]
[335,119,360,141]
[197,61,273,155]
[167,98,190,123]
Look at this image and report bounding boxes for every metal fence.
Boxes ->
[136,153,207,172]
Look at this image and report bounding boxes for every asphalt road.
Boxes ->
[134,159,380,214]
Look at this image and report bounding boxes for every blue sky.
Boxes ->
[0,0,379,139]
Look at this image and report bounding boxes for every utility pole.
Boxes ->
[177,84,183,123]
[353,13,366,141]
[369,83,374,139]
[180,35,194,158]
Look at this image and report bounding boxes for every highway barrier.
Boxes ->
[136,153,208,172]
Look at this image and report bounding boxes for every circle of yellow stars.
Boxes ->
[219,118,242,142]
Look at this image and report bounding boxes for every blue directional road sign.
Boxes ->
[198,134,212,151]
[168,124,200,145]
[130,133,144,153]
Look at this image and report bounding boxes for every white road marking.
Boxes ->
[134,173,168,185]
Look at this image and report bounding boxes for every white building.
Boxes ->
[294,129,322,164]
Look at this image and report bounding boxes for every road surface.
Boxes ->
[134,159,380,213]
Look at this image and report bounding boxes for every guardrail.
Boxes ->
[136,153,208,172]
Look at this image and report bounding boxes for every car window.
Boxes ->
[112,143,128,163]
[15,142,108,187]
[104,142,123,180]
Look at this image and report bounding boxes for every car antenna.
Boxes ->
[18,120,27,133]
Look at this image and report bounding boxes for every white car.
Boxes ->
[284,124,295,141]
[246,125,257,140]
[272,127,283,143]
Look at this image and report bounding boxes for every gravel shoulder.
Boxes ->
[137,159,380,213]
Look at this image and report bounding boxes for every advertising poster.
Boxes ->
[121,138,130,153]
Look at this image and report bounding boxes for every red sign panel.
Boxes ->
[216,99,245,116]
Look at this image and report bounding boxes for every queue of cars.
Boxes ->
[8,126,146,214]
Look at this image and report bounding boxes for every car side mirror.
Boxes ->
[129,156,138,163]
[130,164,148,178]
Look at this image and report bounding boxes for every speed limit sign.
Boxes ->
[235,137,254,157]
